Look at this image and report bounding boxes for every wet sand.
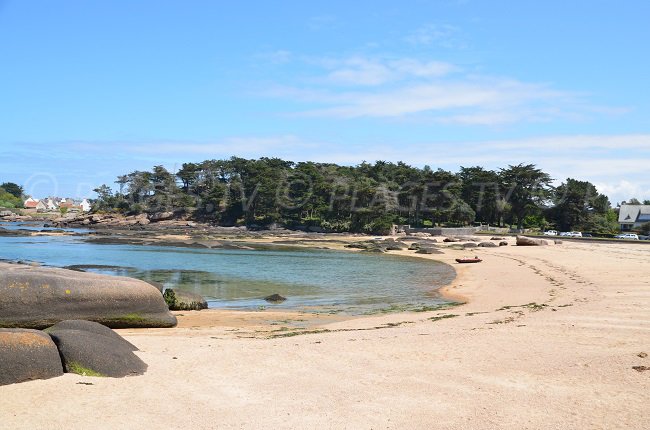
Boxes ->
[1,237,649,429]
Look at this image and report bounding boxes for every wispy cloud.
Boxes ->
[405,24,467,49]
[317,57,458,86]
[258,54,623,124]
[128,135,317,155]
[256,50,293,64]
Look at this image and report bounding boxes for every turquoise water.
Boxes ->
[0,229,455,314]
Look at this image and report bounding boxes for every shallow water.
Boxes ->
[0,231,456,314]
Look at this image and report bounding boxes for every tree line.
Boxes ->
[88,157,623,235]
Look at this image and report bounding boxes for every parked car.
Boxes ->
[543,230,558,236]
[560,231,582,237]
[615,233,639,240]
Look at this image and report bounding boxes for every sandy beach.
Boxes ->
[1,237,649,429]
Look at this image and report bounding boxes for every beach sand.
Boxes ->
[1,238,649,429]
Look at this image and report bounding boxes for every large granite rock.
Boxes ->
[48,329,147,377]
[516,236,549,246]
[45,320,138,351]
[478,241,498,248]
[163,288,208,311]
[0,262,177,329]
[0,328,64,386]
[415,247,443,254]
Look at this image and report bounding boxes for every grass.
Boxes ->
[67,361,104,377]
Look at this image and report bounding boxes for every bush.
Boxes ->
[640,222,650,235]
[0,188,23,209]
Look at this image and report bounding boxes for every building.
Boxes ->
[23,197,39,209]
[618,205,650,231]
[80,199,92,212]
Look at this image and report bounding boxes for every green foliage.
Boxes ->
[640,222,650,235]
[162,289,177,309]
[499,163,553,230]
[582,209,619,235]
[549,178,610,231]
[0,187,23,208]
[0,182,23,199]
[59,207,69,216]
[90,157,609,234]
[67,361,104,377]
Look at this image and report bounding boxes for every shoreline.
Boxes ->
[1,227,649,428]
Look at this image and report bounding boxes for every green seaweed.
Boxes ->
[428,314,459,322]
[67,362,104,377]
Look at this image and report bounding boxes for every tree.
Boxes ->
[92,184,115,211]
[640,222,650,235]
[0,187,23,208]
[499,164,553,230]
[623,198,641,205]
[550,178,610,231]
[458,167,501,224]
[0,182,23,199]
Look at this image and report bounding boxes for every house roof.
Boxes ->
[618,205,650,223]
[24,200,39,208]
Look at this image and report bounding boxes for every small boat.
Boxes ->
[455,257,482,264]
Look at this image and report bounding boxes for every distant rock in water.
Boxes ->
[264,293,287,303]
[163,289,208,311]
[0,328,64,386]
[0,262,177,329]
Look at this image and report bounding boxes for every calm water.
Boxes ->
[0,227,455,314]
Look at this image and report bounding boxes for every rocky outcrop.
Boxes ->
[48,329,146,377]
[163,289,208,311]
[516,236,549,246]
[478,241,498,247]
[264,293,287,303]
[45,320,138,351]
[0,262,177,329]
[443,237,461,242]
[0,328,64,386]
[415,247,443,254]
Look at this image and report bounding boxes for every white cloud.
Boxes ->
[257,50,292,64]
[260,54,620,124]
[405,24,467,49]
[593,180,650,205]
[319,57,457,86]
[286,79,570,120]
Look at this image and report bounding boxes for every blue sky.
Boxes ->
[0,0,648,204]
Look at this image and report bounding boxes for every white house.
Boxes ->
[80,199,92,212]
[44,198,59,211]
[35,200,48,212]
[618,205,650,231]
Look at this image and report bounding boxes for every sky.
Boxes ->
[0,0,648,204]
